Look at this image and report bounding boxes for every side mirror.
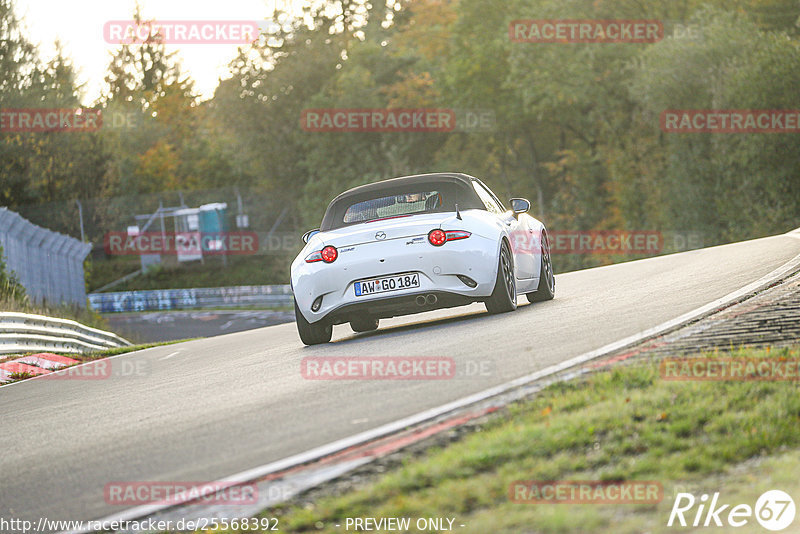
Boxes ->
[509,198,530,216]
[302,229,320,244]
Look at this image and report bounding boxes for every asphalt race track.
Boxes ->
[2,232,799,526]
[104,310,295,343]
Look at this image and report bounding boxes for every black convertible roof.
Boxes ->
[330,172,477,201]
[319,172,483,231]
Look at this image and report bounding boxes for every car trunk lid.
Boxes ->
[320,212,454,248]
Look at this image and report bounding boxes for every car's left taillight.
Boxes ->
[428,229,471,246]
[305,245,338,263]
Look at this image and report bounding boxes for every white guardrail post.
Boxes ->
[0,312,132,355]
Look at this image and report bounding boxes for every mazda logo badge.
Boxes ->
[375,232,386,240]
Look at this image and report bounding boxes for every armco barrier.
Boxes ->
[88,285,294,313]
[0,312,132,355]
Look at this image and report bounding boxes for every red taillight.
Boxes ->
[428,229,471,246]
[305,245,338,263]
[321,245,338,263]
[444,230,471,242]
[428,229,447,246]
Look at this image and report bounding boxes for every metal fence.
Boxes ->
[88,285,294,313]
[0,208,91,307]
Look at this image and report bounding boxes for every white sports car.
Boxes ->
[290,173,555,345]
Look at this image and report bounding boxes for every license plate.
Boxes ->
[355,273,420,296]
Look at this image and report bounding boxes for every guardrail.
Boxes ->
[0,312,132,355]
[88,285,294,313]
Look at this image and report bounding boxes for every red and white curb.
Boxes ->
[0,353,79,381]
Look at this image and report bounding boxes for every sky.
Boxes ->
[16,0,296,103]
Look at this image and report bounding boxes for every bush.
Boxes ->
[0,244,28,306]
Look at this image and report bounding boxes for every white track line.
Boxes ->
[158,351,182,361]
[64,228,800,533]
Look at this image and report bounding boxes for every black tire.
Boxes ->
[527,230,555,303]
[294,298,332,345]
[350,317,379,333]
[485,240,517,314]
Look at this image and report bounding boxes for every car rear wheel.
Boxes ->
[350,317,379,333]
[294,298,332,345]
[527,230,555,303]
[485,241,517,314]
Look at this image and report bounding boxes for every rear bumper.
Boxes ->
[291,234,498,323]
[324,290,477,325]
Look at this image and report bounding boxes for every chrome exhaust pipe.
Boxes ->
[416,295,427,306]
[426,294,438,305]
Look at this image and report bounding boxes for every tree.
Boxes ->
[627,7,800,242]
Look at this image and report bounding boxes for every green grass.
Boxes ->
[216,345,800,534]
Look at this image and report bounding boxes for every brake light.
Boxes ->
[428,229,446,246]
[428,229,471,246]
[305,245,338,263]
[321,246,338,263]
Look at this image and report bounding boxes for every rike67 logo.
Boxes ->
[668,490,796,531]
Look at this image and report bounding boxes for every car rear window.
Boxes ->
[343,191,443,224]
[320,178,486,231]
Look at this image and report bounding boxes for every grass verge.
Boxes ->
[222,345,800,534]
